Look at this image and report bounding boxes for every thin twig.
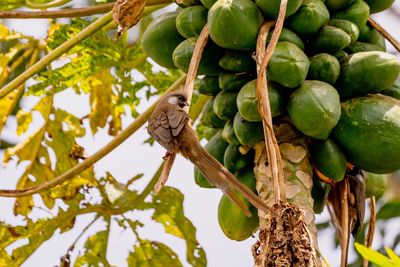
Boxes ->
[0,75,186,197]
[65,215,100,255]
[155,24,210,192]
[0,12,113,100]
[363,196,376,267]
[255,0,287,204]
[368,18,400,53]
[340,180,350,267]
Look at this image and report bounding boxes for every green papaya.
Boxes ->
[255,0,302,19]
[194,131,228,187]
[364,172,387,198]
[288,80,341,140]
[208,0,263,50]
[176,6,207,38]
[200,98,225,128]
[333,94,400,173]
[332,0,370,29]
[218,194,258,241]
[222,120,240,145]
[202,126,220,140]
[221,121,240,145]
[345,42,385,53]
[325,0,355,11]
[267,28,305,50]
[219,50,256,73]
[336,51,400,98]
[268,42,310,88]
[233,112,264,146]
[200,0,216,9]
[173,37,223,75]
[381,76,400,100]
[311,139,347,182]
[308,53,341,85]
[141,12,185,68]
[310,25,352,53]
[219,73,254,92]
[358,24,386,50]
[364,0,395,13]
[213,90,238,121]
[311,173,330,214]
[287,0,330,36]
[198,76,221,96]
[236,167,257,191]
[223,144,254,173]
[332,50,348,59]
[236,79,285,122]
[329,19,359,43]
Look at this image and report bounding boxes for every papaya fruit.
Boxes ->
[332,50,348,59]
[358,24,386,51]
[219,73,254,92]
[176,6,207,38]
[233,112,264,146]
[236,79,285,122]
[198,76,221,96]
[332,0,370,29]
[308,53,341,85]
[325,0,355,11]
[345,42,385,53]
[336,51,400,98]
[141,12,185,68]
[213,90,238,121]
[256,0,302,19]
[200,98,225,128]
[208,0,263,50]
[173,37,223,75]
[200,0,216,9]
[236,167,257,191]
[311,173,330,214]
[202,126,220,140]
[364,172,387,198]
[287,0,330,36]
[268,42,310,88]
[310,25,352,53]
[219,50,256,73]
[311,139,347,182]
[381,76,400,100]
[194,131,228,187]
[223,144,254,173]
[333,94,400,173]
[218,193,258,241]
[221,120,240,145]
[329,19,359,43]
[288,80,341,140]
[364,0,395,13]
[268,28,305,51]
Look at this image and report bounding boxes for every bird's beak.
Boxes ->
[183,101,189,106]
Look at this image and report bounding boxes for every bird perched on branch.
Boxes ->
[147,92,273,217]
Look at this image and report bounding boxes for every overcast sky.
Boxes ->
[0,1,400,266]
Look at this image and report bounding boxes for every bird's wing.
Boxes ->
[148,112,175,153]
[167,108,189,137]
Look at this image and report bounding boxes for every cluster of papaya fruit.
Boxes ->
[141,0,399,240]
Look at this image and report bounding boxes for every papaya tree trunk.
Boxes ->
[252,120,321,266]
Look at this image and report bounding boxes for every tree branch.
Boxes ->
[363,196,376,267]
[368,18,400,53]
[0,75,186,198]
[0,11,113,100]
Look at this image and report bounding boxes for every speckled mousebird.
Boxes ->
[147,92,273,217]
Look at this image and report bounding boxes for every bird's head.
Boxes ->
[165,93,189,108]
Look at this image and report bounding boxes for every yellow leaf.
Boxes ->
[89,70,113,134]
[0,25,9,40]
[16,109,33,136]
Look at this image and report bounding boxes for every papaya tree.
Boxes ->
[0,0,400,266]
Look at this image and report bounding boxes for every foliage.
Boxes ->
[355,243,400,267]
[0,13,203,266]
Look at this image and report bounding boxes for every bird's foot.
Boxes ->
[163,151,171,160]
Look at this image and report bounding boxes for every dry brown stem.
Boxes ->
[368,18,400,53]
[340,180,350,267]
[363,196,376,267]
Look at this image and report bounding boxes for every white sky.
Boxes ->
[0,1,400,266]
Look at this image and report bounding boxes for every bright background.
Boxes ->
[0,1,400,266]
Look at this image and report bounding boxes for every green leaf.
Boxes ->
[377,200,400,219]
[149,187,207,267]
[75,229,113,267]
[0,0,24,11]
[354,243,397,267]
[127,239,183,267]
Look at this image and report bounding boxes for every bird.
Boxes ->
[147,91,273,217]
